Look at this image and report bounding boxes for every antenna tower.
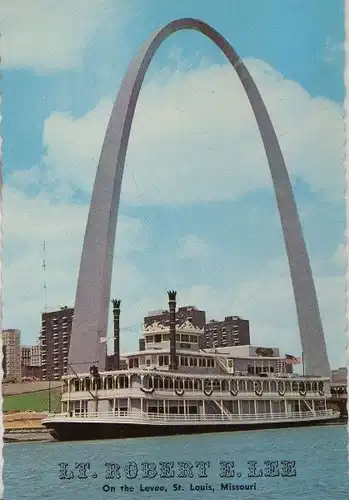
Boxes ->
[42,241,47,312]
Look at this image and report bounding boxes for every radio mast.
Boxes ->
[42,240,48,312]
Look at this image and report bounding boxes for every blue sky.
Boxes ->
[1,0,345,368]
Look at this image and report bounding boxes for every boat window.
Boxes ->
[176,334,180,341]
[270,381,277,392]
[189,357,195,366]
[181,334,189,342]
[262,381,269,392]
[74,379,80,391]
[146,335,154,343]
[129,358,134,368]
[159,356,164,366]
[194,379,201,390]
[189,335,197,342]
[269,366,274,373]
[184,379,191,390]
[164,355,169,365]
[175,379,183,389]
[163,334,170,341]
[134,357,139,368]
[247,365,254,374]
[221,380,229,391]
[312,382,317,391]
[154,334,162,343]
[212,380,220,391]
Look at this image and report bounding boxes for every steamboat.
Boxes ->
[42,292,339,441]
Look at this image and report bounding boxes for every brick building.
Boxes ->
[203,316,250,349]
[40,306,74,380]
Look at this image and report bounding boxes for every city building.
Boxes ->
[21,343,42,379]
[40,306,74,380]
[144,306,206,329]
[31,344,42,366]
[21,346,31,367]
[2,329,21,381]
[203,316,250,349]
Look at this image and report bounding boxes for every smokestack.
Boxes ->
[112,299,121,370]
[168,290,177,370]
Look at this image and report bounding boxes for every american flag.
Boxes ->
[285,354,301,365]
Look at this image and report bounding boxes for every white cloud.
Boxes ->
[172,258,345,369]
[179,234,211,259]
[13,58,343,204]
[0,0,125,72]
[2,185,148,342]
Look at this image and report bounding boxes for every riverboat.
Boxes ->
[42,295,339,441]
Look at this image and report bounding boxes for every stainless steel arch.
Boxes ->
[68,18,330,377]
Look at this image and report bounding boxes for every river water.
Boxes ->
[3,424,348,499]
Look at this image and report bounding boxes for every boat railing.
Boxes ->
[44,408,338,423]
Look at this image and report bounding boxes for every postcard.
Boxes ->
[1,1,347,499]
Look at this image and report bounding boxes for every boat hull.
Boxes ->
[43,416,340,442]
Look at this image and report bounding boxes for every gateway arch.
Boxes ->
[68,18,330,377]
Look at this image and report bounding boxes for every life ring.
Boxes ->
[175,388,185,396]
[254,382,263,397]
[277,381,285,396]
[140,386,155,394]
[318,382,324,396]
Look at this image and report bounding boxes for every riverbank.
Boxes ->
[4,411,54,442]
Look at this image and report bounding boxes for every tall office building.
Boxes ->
[203,316,250,348]
[144,305,206,329]
[2,329,21,381]
[40,306,73,380]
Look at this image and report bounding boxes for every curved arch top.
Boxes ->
[68,18,330,377]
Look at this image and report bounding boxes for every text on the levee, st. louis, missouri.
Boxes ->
[59,459,297,492]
